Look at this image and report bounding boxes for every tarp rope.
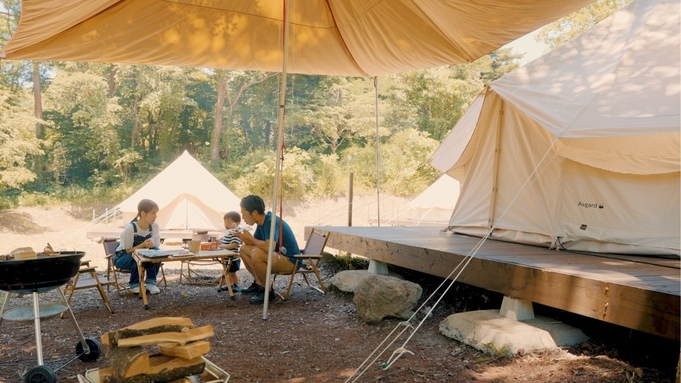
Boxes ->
[277,0,296,258]
[344,137,561,382]
[278,142,285,254]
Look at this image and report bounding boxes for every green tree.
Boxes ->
[341,128,439,196]
[210,70,276,162]
[288,76,386,154]
[0,2,51,143]
[0,1,24,94]
[384,49,519,143]
[0,89,43,190]
[536,0,633,49]
[42,71,121,185]
[231,147,315,201]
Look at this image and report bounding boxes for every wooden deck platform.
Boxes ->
[309,226,680,341]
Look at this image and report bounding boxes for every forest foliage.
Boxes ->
[0,0,628,210]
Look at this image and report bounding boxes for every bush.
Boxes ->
[310,153,347,199]
[229,147,342,201]
[325,251,369,272]
[0,180,145,220]
[16,191,56,207]
[340,128,440,196]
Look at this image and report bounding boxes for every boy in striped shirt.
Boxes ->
[219,211,242,292]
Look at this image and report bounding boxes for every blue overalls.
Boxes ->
[114,222,161,288]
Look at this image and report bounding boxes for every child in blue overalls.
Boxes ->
[114,199,162,295]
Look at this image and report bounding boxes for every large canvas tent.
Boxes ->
[407,175,461,225]
[430,0,680,256]
[116,151,240,231]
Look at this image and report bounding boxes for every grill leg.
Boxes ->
[56,288,90,354]
[32,292,44,366]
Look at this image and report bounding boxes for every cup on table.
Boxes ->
[188,240,201,253]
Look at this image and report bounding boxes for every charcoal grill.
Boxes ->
[0,251,101,383]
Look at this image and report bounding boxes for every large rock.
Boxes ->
[353,275,422,324]
[328,270,404,293]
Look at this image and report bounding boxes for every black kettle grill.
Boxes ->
[0,251,101,383]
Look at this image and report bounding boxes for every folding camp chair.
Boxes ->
[61,259,115,315]
[272,228,329,300]
[103,238,166,296]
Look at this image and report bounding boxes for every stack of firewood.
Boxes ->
[98,317,214,383]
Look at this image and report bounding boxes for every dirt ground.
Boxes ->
[0,204,678,383]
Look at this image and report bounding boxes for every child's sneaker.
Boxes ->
[220,284,241,292]
[130,286,140,294]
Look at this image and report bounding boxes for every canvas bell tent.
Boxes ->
[430,0,680,256]
[406,175,461,225]
[115,151,241,231]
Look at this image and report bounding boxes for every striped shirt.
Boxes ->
[221,231,241,252]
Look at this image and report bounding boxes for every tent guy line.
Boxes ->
[346,228,490,382]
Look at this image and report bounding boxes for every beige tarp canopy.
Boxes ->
[1,0,595,76]
[430,0,680,256]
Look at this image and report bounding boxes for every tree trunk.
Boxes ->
[210,76,226,162]
[132,93,140,147]
[108,64,117,98]
[32,61,42,138]
[222,104,234,159]
[264,120,271,148]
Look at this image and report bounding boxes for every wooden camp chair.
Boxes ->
[272,229,329,300]
[62,259,115,315]
[103,238,130,297]
[103,238,167,296]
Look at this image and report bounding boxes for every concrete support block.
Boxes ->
[439,310,589,355]
[499,296,535,321]
[368,260,389,275]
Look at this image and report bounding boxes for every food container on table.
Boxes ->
[200,241,218,251]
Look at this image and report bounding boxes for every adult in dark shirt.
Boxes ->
[234,195,300,304]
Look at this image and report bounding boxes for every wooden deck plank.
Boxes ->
[309,226,680,340]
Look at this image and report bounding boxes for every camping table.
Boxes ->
[133,249,238,309]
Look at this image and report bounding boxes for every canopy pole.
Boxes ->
[374,76,380,226]
[263,0,291,320]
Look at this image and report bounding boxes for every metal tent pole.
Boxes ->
[263,0,291,320]
[374,76,381,226]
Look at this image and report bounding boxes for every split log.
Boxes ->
[159,341,211,360]
[96,367,116,383]
[102,356,205,383]
[106,346,150,378]
[117,325,214,348]
[98,317,212,382]
[148,355,205,375]
[102,317,195,347]
[125,317,194,330]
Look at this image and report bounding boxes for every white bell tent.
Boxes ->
[407,175,461,225]
[430,0,680,256]
[116,151,241,231]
